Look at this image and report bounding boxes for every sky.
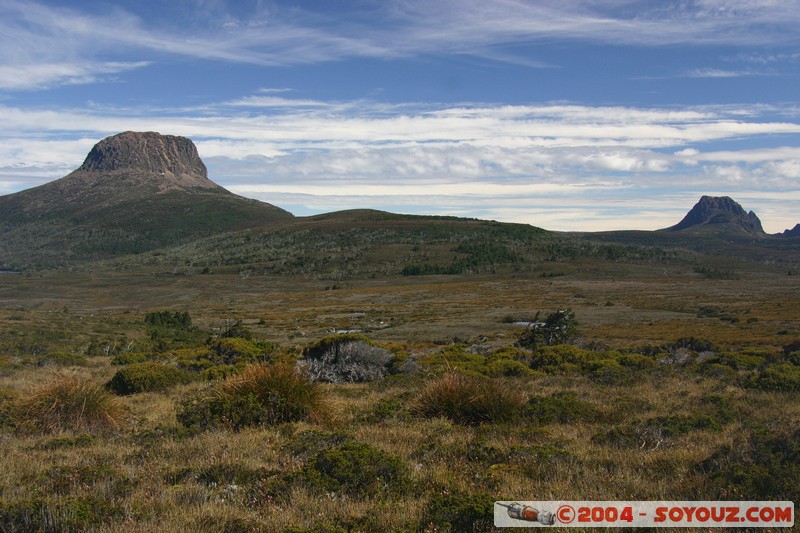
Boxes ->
[1,0,800,233]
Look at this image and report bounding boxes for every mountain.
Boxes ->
[0,131,291,268]
[664,195,765,236]
[779,224,800,238]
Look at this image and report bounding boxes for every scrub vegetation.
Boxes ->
[0,227,799,532]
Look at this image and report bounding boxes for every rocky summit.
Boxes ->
[76,131,218,191]
[666,195,765,236]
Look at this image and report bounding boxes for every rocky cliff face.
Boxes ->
[666,195,765,236]
[76,131,217,190]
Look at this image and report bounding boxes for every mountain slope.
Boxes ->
[0,131,291,268]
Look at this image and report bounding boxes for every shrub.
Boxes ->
[415,344,487,375]
[708,352,765,371]
[747,364,800,392]
[303,334,373,359]
[593,414,722,449]
[302,340,393,383]
[517,308,578,349]
[412,372,527,425]
[528,344,598,371]
[699,425,800,501]
[583,359,634,385]
[422,491,494,532]
[0,496,123,532]
[106,362,194,395]
[111,352,152,365]
[484,357,534,377]
[13,377,126,433]
[302,441,409,497]
[526,392,603,424]
[177,364,328,431]
[35,352,88,367]
[208,337,269,364]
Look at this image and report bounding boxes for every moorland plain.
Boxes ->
[0,248,798,531]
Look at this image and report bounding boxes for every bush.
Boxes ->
[699,425,800,501]
[747,364,800,392]
[177,364,328,431]
[422,491,494,532]
[35,352,88,367]
[584,359,634,385]
[13,377,126,433]
[412,372,527,425]
[518,308,578,349]
[526,392,603,424]
[302,441,409,497]
[111,352,152,365]
[106,362,194,395]
[302,340,393,383]
[0,496,122,532]
[529,344,598,370]
[593,414,722,449]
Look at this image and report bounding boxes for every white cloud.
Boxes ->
[3,0,800,93]
[0,98,798,232]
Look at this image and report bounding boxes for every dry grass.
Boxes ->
[12,376,127,433]
[0,261,798,530]
[412,372,528,425]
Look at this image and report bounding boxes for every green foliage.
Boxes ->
[39,463,132,498]
[593,414,722,449]
[302,441,409,497]
[106,362,194,395]
[422,491,494,532]
[36,434,96,451]
[145,310,204,350]
[35,351,88,367]
[529,344,598,370]
[412,372,527,425]
[145,310,192,329]
[110,352,152,365]
[747,363,800,392]
[518,309,578,349]
[705,352,765,370]
[177,364,328,431]
[699,425,800,501]
[415,344,486,375]
[364,397,409,423]
[582,359,634,385]
[13,377,126,433]
[0,495,123,532]
[526,392,603,424]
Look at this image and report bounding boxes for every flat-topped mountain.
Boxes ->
[664,195,765,236]
[0,131,291,268]
[78,131,214,188]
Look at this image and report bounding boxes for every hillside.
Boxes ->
[1,133,798,277]
[0,132,292,269]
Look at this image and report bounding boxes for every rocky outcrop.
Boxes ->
[76,131,217,190]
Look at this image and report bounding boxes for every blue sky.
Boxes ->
[1,0,799,232]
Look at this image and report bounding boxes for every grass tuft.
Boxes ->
[412,372,527,425]
[13,377,126,433]
[178,363,329,430]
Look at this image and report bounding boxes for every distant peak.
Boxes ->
[78,131,212,187]
[666,195,765,235]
